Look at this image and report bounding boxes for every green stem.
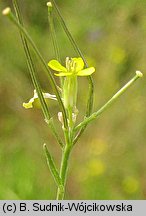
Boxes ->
[47,2,60,62]
[56,144,72,200]
[68,108,73,130]
[12,0,49,120]
[74,76,94,144]
[12,1,63,148]
[74,71,143,133]
[50,0,94,140]
[46,118,64,148]
[47,2,63,90]
[3,7,68,130]
[51,0,87,66]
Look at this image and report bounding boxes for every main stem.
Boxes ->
[56,144,72,200]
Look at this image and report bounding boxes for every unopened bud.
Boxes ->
[136,70,143,78]
[47,2,53,12]
[72,113,77,123]
[2,7,11,16]
[58,112,63,125]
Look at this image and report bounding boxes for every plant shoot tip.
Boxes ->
[47,2,52,7]
[136,70,143,78]
[2,7,11,16]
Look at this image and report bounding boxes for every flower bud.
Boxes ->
[2,7,11,16]
[58,112,63,125]
[47,2,53,12]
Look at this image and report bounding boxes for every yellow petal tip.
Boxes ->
[23,102,33,109]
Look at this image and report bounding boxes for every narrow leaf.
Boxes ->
[43,144,62,187]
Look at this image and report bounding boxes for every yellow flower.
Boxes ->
[48,57,95,126]
[48,57,95,76]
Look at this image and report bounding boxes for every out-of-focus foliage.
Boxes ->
[0,0,146,199]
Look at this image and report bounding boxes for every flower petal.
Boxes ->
[23,98,34,109]
[48,60,67,72]
[77,67,95,76]
[72,57,84,71]
[23,90,57,109]
[55,72,72,76]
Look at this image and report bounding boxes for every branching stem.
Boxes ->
[2,3,143,201]
[74,71,143,133]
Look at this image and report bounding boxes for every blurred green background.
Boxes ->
[0,0,146,200]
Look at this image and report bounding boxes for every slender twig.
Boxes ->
[12,0,64,148]
[13,1,49,120]
[74,71,143,133]
[2,7,68,130]
[47,2,64,88]
[56,144,72,200]
[47,2,60,62]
